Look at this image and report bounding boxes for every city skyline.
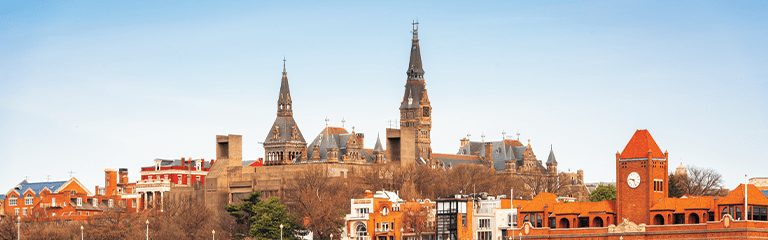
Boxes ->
[1,1,766,191]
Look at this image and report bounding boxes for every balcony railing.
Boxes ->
[348,213,369,220]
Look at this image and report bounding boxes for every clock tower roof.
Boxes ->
[619,129,665,159]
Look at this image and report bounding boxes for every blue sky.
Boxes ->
[1,0,766,192]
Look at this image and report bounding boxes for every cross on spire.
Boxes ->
[325,116,329,127]
[68,171,76,177]
[502,130,507,139]
[516,131,521,140]
[341,118,346,128]
[467,133,471,140]
[481,133,485,142]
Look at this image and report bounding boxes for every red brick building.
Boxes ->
[513,129,768,239]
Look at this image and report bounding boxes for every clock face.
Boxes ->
[627,172,641,188]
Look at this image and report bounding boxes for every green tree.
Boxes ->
[589,185,616,202]
[225,191,305,240]
[668,173,684,198]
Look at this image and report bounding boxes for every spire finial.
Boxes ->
[325,116,329,127]
[502,131,506,139]
[282,57,287,75]
[516,131,521,140]
[411,19,419,41]
[341,118,346,128]
[481,133,485,142]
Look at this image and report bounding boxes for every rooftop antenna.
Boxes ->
[341,118,346,128]
[46,175,51,182]
[388,119,393,129]
[516,131,521,140]
[467,133,471,141]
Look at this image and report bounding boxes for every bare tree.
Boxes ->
[150,194,224,240]
[87,210,144,240]
[676,165,725,196]
[285,164,360,240]
[400,203,434,240]
[0,215,19,240]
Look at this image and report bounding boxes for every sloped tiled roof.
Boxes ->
[520,193,559,213]
[8,180,68,196]
[433,153,483,167]
[619,129,665,159]
[0,194,5,200]
[719,184,768,206]
[650,196,715,212]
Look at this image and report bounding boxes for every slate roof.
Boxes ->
[619,129,665,159]
[0,194,5,200]
[762,190,768,197]
[304,127,377,163]
[456,140,547,172]
[8,180,68,196]
[264,116,307,143]
[373,135,385,152]
[546,146,557,164]
[400,27,428,109]
[433,153,483,168]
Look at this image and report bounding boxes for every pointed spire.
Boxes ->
[547,144,557,164]
[374,133,384,152]
[277,58,293,117]
[407,20,424,79]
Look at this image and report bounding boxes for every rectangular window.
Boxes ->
[109,199,114,207]
[15,208,19,215]
[178,175,182,183]
[458,202,466,214]
[23,208,27,215]
[477,231,491,240]
[10,198,17,206]
[462,214,466,227]
[77,198,82,206]
[196,176,200,181]
[25,198,33,205]
[52,197,56,207]
[478,218,490,228]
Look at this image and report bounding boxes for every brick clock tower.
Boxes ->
[387,21,433,167]
[616,129,669,225]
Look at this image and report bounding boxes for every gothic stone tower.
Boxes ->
[387,21,433,167]
[615,129,669,225]
[263,60,308,165]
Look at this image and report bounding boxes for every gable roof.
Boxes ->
[55,177,94,196]
[719,184,768,206]
[619,129,665,159]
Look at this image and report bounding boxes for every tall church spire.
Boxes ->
[277,58,293,117]
[407,20,424,80]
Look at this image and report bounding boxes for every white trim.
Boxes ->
[54,177,94,196]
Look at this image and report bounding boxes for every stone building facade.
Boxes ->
[200,24,588,209]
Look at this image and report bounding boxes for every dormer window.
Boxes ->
[77,198,82,206]
[25,194,33,205]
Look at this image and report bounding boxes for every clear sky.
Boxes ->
[1,1,766,193]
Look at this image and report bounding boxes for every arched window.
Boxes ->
[524,214,530,223]
[382,206,389,216]
[355,223,368,240]
[736,207,742,220]
[722,207,729,220]
[536,214,542,228]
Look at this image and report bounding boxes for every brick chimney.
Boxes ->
[181,157,186,167]
[356,133,365,147]
[460,138,469,148]
[365,190,374,199]
[484,142,493,163]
